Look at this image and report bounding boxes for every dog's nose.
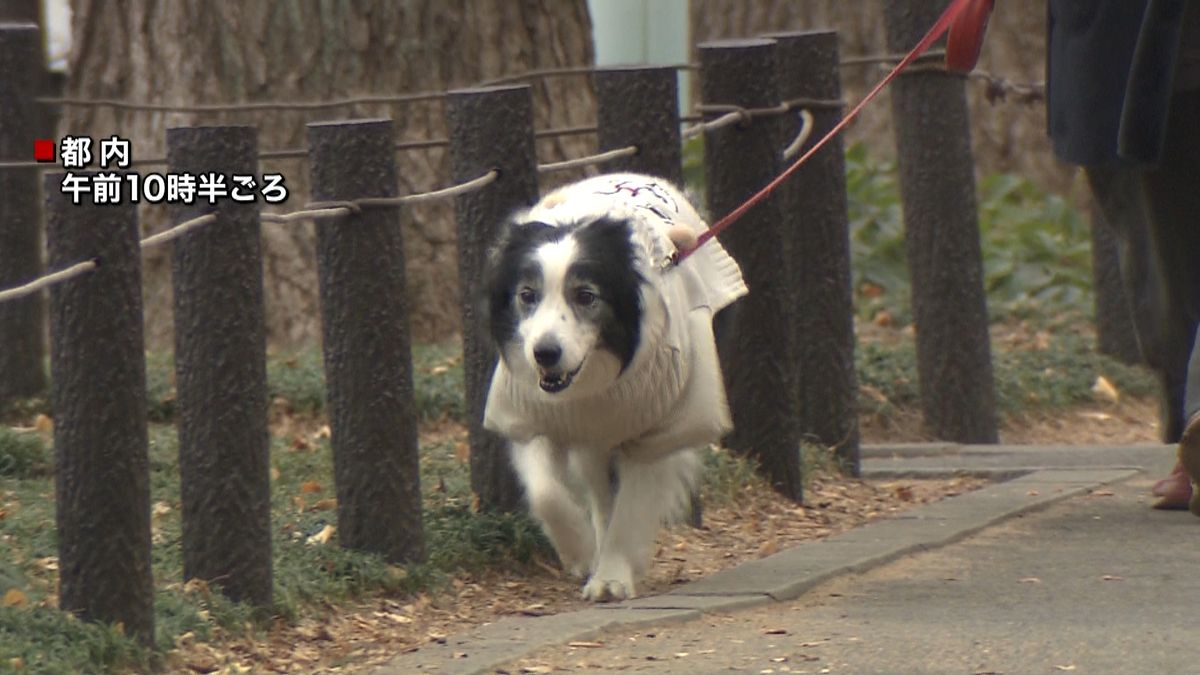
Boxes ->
[533,341,562,367]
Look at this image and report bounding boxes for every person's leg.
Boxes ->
[1084,163,1195,507]
[1142,87,1200,511]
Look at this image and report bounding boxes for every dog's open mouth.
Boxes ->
[539,363,583,394]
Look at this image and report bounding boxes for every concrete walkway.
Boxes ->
[376,443,1194,674]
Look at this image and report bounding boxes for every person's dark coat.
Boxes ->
[1047,0,1190,165]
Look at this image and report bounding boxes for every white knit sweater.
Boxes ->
[483,173,748,458]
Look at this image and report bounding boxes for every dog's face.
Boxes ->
[486,217,644,398]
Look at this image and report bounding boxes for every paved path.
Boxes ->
[377,443,1195,674]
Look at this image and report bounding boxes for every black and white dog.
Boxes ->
[483,173,747,601]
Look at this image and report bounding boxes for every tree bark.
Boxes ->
[63,0,596,346]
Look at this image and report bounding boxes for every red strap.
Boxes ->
[945,0,995,73]
[677,0,977,263]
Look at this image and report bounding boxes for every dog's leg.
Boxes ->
[568,448,615,574]
[582,449,700,602]
[511,437,595,578]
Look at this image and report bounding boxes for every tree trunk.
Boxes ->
[63,0,596,346]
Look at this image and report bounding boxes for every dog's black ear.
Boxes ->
[479,220,557,349]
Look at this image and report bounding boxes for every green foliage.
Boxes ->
[845,143,910,323]
[0,606,152,674]
[145,352,176,423]
[699,445,761,505]
[991,331,1155,411]
[410,342,466,423]
[844,142,1094,325]
[266,351,326,416]
[977,173,1093,319]
[0,428,49,478]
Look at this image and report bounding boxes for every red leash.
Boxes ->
[676,0,990,263]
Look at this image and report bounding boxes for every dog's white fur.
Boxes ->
[484,174,747,601]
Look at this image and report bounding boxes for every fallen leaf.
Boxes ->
[313,425,331,440]
[183,578,210,596]
[1091,376,1120,404]
[3,588,28,608]
[1053,666,1076,672]
[299,480,323,494]
[310,498,337,512]
[152,501,172,518]
[1101,575,1124,582]
[33,414,53,432]
[763,628,789,635]
[306,524,335,545]
[568,641,604,648]
[1018,577,1042,584]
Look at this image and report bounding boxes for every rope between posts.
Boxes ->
[0,259,99,304]
[536,145,637,174]
[682,97,842,139]
[781,110,816,162]
[0,170,502,304]
[139,213,218,249]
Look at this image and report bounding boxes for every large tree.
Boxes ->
[62,0,596,345]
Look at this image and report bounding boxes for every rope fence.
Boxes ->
[0,86,836,306]
[0,259,98,304]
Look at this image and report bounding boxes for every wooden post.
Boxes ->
[700,38,803,502]
[0,24,47,403]
[308,118,425,563]
[46,171,154,644]
[765,29,861,475]
[594,65,683,183]
[884,0,999,443]
[446,85,539,513]
[168,125,272,606]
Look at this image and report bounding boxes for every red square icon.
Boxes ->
[33,139,55,162]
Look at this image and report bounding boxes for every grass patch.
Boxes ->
[0,428,50,478]
[0,606,152,675]
[856,328,1155,415]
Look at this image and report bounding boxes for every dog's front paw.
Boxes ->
[581,575,636,602]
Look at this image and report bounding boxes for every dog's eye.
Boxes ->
[573,288,597,307]
[518,288,537,305]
